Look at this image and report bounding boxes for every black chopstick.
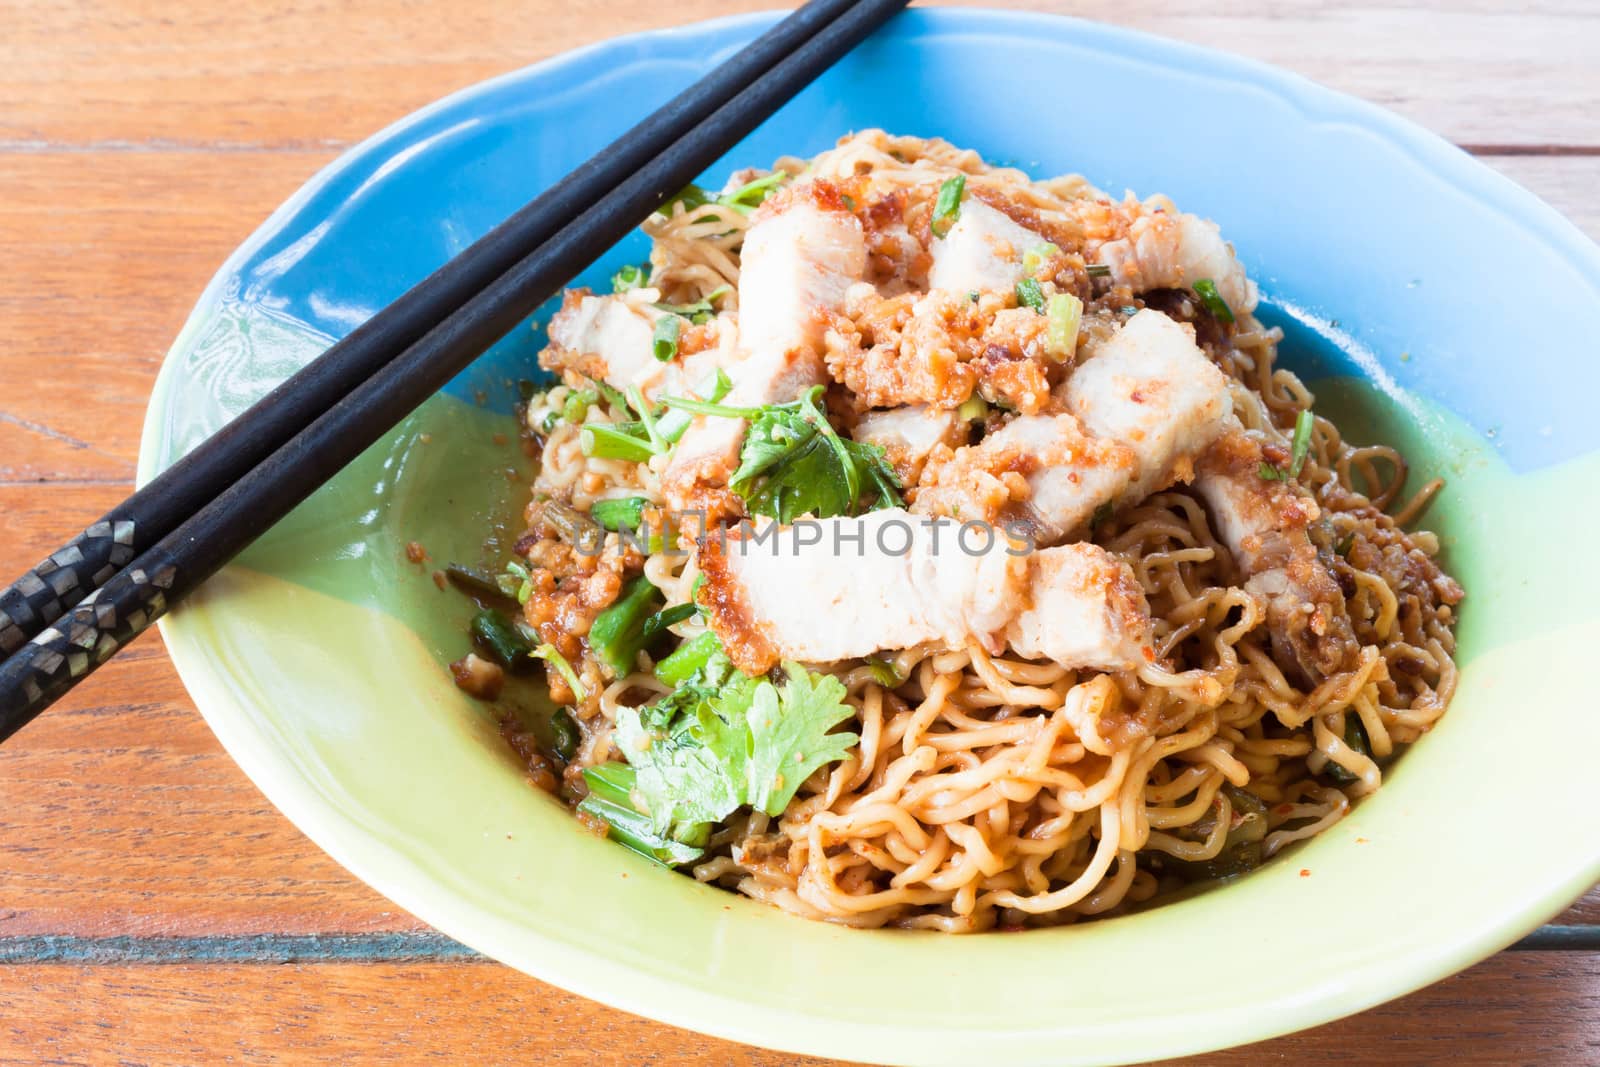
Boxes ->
[0,0,911,742]
[0,0,865,663]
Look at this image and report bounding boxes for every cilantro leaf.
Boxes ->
[603,650,859,842]
[745,663,860,816]
[666,386,903,523]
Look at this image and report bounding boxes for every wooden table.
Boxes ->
[2,2,1596,1062]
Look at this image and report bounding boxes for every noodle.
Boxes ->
[501,131,1463,931]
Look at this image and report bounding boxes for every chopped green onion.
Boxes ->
[1323,714,1372,785]
[562,388,598,424]
[654,632,721,687]
[651,315,681,362]
[588,575,665,677]
[957,395,989,422]
[655,368,734,445]
[444,563,511,601]
[659,394,763,420]
[930,175,966,238]
[577,764,705,866]
[1193,278,1235,324]
[654,284,731,324]
[719,170,789,212]
[1090,501,1114,529]
[503,559,533,605]
[1257,462,1287,482]
[531,642,587,703]
[472,609,533,668]
[611,263,649,293]
[586,376,631,415]
[641,602,698,641]
[626,384,667,453]
[548,708,580,762]
[1335,531,1356,557]
[1015,278,1046,313]
[966,289,980,303]
[581,424,657,462]
[865,656,903,688]
[1086,263,1112,278]
[1045,292,1083,360]
[1288,409,1315,479]
[1022,242,1060,275]
[590,496,650,532]
[539,502,601,548]
[655,184,715,218]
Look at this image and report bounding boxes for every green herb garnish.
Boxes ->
[654,284,731,325]
[1258,409,1316,482]
[652,315,681,362]
[930,175,966,238]
[1015,277,1046,313]
[531,642,586,702]
[1288,408,1314,479]
[865,656,903,688]
[663,386,902,523]
[1045,292,1082,359]
[611,263,649,293]
[606,659,859,840]
[1022,242,1059,275]
[589,496,651,533]
[1193,278,1235,323]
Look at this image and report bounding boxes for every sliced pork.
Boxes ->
[1194,430,1355,682]
[663,182,866,514]
[852,404,967,483]
[696,509,1154,675]
[915,309,1232,544]
[928,199,1046,294]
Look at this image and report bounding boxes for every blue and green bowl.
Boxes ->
[139,10,1600,1065]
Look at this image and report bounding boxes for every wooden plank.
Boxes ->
[0,1,1596,150]
[0,151,334,483]
[1558,886,1600,926]
[1479,155,1600,243]
[0,484,424,937]
[0,951,1593,1065]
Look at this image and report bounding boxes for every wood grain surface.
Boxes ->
[0,2,1596,1064]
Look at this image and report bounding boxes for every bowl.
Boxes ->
[138,9,1600,1065]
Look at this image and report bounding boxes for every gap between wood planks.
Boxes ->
[0,927,1594,965]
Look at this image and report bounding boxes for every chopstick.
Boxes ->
[0,0,910,742]
[0,0,868,663]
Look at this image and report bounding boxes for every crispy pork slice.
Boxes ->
[663,183,867,513]
[1194,430,1355,682]
[1062,308,1233,504]
[928,200,1046,294]
[542,290,729,402]
[913,413,1137,542]
[852,404,967,482]
[915,310,1231,544]
[696,509,1154,674]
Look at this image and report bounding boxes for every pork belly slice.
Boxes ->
[663,183,867,513]
[543,290,728,403]
[914,309,1232,545]
[913,413,1137,542]
[852,404,966,482]
[928,200,1046,294]
[1062,308,1234,505]
[696,509,1155,675]
[1194,430,1356,683]
[1091,210,1258,317]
